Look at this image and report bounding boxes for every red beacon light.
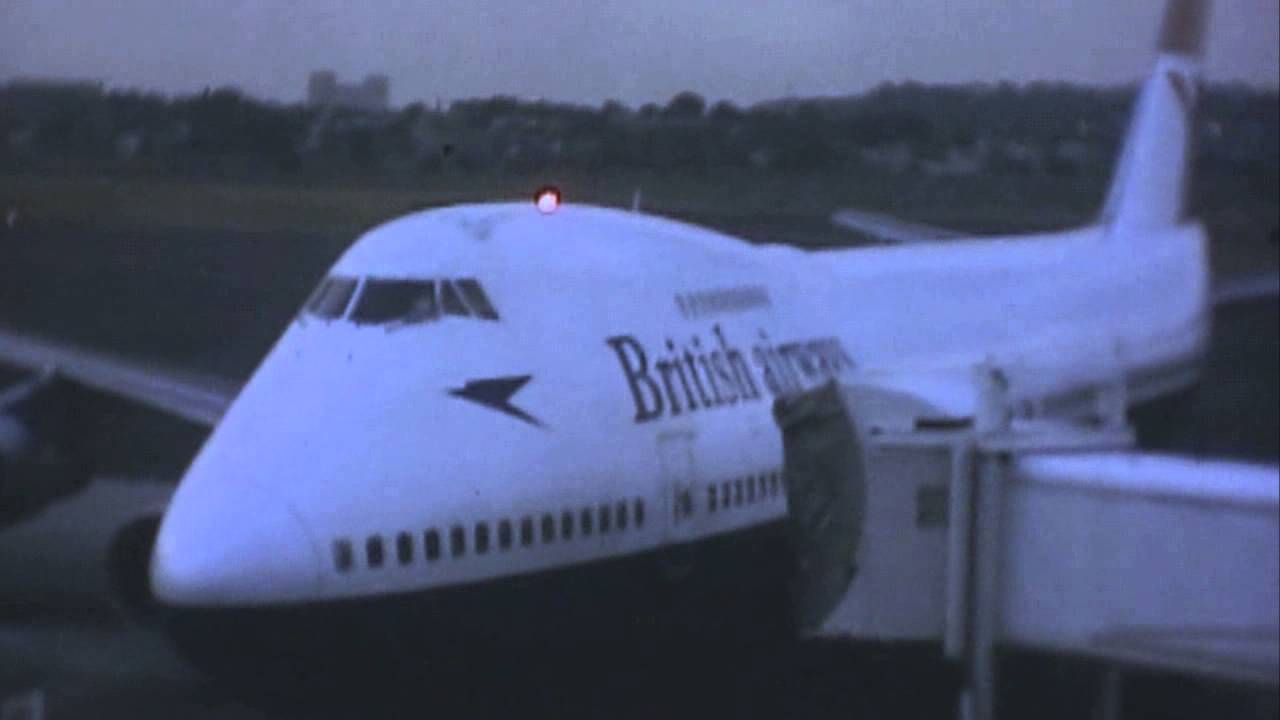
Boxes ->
[534,186,561,214]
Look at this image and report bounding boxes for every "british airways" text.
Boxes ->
[605,325,854,423]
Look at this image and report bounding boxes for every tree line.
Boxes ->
[1,81,1275,183]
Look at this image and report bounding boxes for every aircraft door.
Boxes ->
[657,430,699,547]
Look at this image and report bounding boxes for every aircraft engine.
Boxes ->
[107,513,165,622]
[0,372,95,525]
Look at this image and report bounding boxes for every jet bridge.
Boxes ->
[774,369,1279,720]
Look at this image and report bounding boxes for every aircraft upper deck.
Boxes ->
[330,201,790,277]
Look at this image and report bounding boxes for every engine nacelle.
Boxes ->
[0,371,95,524]
[107,513,166,623]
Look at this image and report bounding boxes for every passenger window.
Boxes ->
[439,280,470,317]
[455,278,500,320]
[498,519,513,550]
[475,522,490,554]
[734,479,744,506]
[561,511,574,540]
[520,517,535,547]
[366,535,385,568]
[722,481,731,508]
[350,278,438,325]
[599,503,612,533]
[541,514,556,543]
[616,501,628,530]
[634,499,645,527]
[450,526,466,557]
[424,529,441,560]
[333,539,353,572]
[580,507,594,536]
[396,531,414,565]
[769,471,779,496]
[747,475,756,503]
[708,485,718,512]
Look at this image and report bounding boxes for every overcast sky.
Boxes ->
[2,1,1276,107]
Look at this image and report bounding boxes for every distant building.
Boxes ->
[1052,139,1099,170]
[307,71,390,112]
[997,140,1045,173]
[114,130,144,160]
[859,142,914,174]
[923,142,986,177]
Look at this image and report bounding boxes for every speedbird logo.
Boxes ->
[448,375,543,427]
[606,324,853,423]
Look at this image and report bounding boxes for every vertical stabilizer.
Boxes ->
[1101,0,1208,234]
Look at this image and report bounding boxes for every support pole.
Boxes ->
[1098,666,1124,720]
[967,452,1009,720]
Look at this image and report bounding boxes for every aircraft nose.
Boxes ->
[150,488,322,607]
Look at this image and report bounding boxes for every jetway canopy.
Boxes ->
[771,385,867,633]
[774,380,963,640]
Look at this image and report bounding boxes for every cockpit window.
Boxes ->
[350,279,438,325]
[439,280,468,317]
[304,276,358,319]
[455,278,500,320]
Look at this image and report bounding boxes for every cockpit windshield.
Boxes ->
[301,275,500,326]
[346,277,500,326]
[350,279,439,325]
[303,276,358,319]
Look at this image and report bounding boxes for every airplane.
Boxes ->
[0,0,1276,694]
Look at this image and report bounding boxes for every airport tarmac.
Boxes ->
[1,221,1276,718]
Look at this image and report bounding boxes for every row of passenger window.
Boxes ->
[333,498,647,573]
[708,469,784,513]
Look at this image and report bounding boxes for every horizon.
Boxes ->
[5,74,1277,113]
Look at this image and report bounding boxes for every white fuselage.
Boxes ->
[149,203,1210,608]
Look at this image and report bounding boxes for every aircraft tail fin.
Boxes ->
[1101,0,1209,234]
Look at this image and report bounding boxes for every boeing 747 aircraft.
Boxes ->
[0,0,1275,693]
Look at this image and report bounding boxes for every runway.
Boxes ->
[1,221,1276,718]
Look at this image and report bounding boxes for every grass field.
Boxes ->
[0,168,1117,234]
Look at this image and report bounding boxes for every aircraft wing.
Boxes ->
[0,326,237,428]
[829,209,969,245]
[1213,271,1280,307]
